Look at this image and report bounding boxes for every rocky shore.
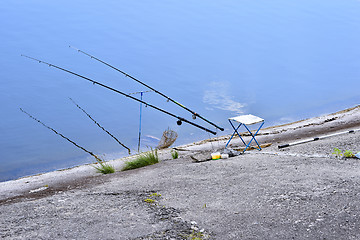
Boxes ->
[1,105,360,239]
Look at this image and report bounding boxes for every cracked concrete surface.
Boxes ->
[1,105,360,239]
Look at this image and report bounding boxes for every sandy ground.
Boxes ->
[0,105,359,239]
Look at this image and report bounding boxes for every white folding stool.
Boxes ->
[225,114,264,152]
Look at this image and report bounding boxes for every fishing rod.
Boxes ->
[69,98,131,154]
[20,108,103,162]
[278,128,360,149]
[22,55,217,135]
[69,46,224,132]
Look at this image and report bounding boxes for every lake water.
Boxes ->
[0,0,359,182]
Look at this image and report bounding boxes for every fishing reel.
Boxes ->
[177,119,182,125]
[192,114,197,120]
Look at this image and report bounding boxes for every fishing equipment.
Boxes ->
[69,98,131,154]
[20,108,102,162]
[157,127,178,149]
[278,128,360,149]
[69,46,224,131]
[128,90,153,152]
[22,55,217,135]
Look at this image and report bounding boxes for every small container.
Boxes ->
[211,152,221,160]
[221,153,229,159]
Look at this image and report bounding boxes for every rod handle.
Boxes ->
[278,144,289,149]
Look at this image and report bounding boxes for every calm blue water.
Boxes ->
[1,0,359,182]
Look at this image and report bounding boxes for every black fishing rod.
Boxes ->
[69,98,131,154]
[22,55,217,135]
[69,46,224,132]
[20,108,103,162]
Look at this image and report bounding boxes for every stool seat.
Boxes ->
[229,114,264,125]
[225,114,264,153]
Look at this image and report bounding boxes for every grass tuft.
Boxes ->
[171,150,179,159]
[93,161,116,174]
[332,148,342,157]
[122,148,159,171]
[332,148,356,158]
[344,150,355,158]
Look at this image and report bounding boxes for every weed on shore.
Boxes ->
[171,149,179,159]
[332,148,356,158]
[122,148,159,171]
[93,161,115,174]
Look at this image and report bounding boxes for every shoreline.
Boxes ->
[1,104,359,202]
[1,104,360,239]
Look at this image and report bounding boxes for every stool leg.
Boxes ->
[225,120,243,148]
[243,122,264,152]
[252,121,264,150]
[229,120,247,146]
[242,124,253,152]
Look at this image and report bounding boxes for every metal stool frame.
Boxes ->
[225,115,264,153]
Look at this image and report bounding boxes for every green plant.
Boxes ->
[171,150,179,159]
[149,192,161,197]
[332,148,356,158]
[181,230,206,240]
[144,198,156,204]
[93,161,115,174]
[144,192,162,205]
[332,148,342,157]
[122,148,159,171]
[344,150,355,158]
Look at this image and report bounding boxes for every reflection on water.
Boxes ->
[203,81,246,114]
[0,0,359,181]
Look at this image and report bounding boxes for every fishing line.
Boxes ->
[208,132,215,151]
[21,54,217,135]
[215,129,221,149]
[69,46,224,132]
